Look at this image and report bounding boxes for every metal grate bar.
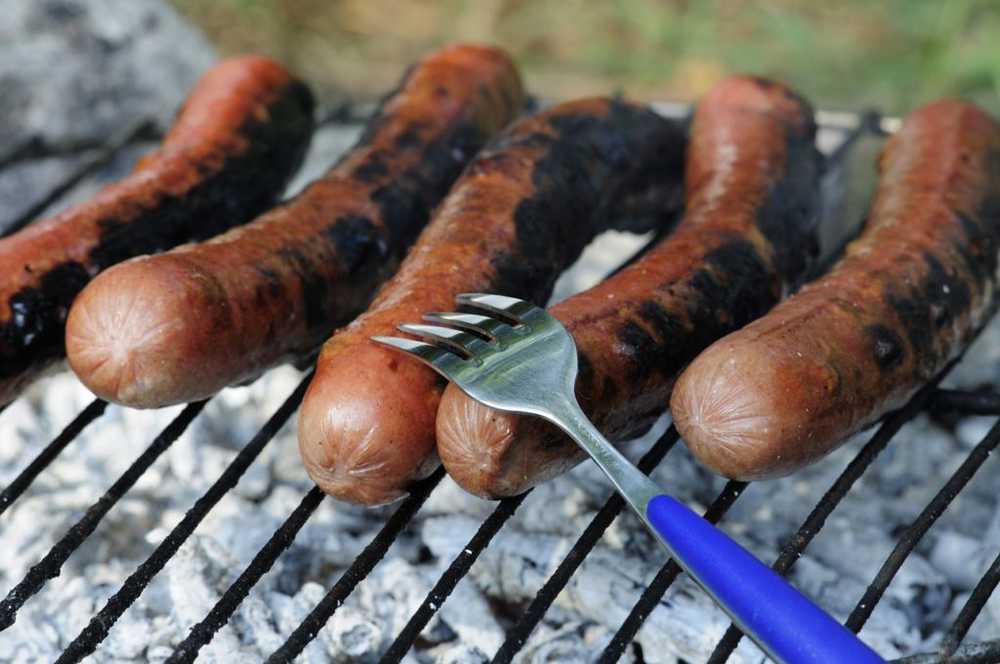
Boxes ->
[0,400,206,631]
[266,467,446,664]
[597,480,747,664]
[166,485,327,664]
[845,416,1000,634]
[0,124,162,172]
[0,136,39,170]
[56,373,311,664]
[939,548,1000,658]
[705,378,943,663]
[490,426,680,664]
[1,120,155,238]
[892,639,1000,664]
[0,398,107,517]
[929,388,1000,416]
[379,492,529,663]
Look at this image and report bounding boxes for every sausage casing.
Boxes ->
[298,97,688,505]
[0,56,314,405]
[65,44,523,409]
[670,99,1000,480]
[436,76,823,498]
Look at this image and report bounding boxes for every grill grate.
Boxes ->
[267,467,446,664]
[0,400,206,632]
[0,104,998,664]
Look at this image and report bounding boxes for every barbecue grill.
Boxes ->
[1,101,999,664]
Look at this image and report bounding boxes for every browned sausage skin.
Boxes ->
[670,99,1000,480]
[436,76,823,498]
[65,44,523,408]
[0,56,314,406]
[298,97,688,505]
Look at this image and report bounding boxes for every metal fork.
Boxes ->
[374,293,884,664]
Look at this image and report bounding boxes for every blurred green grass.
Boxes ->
[170,0,1000,114]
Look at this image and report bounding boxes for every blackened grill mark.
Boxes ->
[371,122,486,252]
[0,261,90,377]
[572,347,621,413]
[353,152,389,183]
[885,287,935,369]
[394,122,429,150]
[617,239,775,383]
[618,321,658,379]
[885,243,985,374]
[88,80,314,269]
[278,246,330,331]
[699,240,779,326]
[952,213,989,285]
[492,102,686,302]
[956,193,1000,284]
[867,324,904,370]
[752,129,823,285]
[293,117,494,336]
[323,215,381,273]
[924,253,971,327]
[0,80,315,382]
[255,266,285,299]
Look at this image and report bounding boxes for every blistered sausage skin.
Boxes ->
[65,44,523,408]
[298,98,688,505]
[670,99,1000,480]
[436,76,823,498]
[0,56,314,406]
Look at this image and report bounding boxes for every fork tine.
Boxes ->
[422,312,508,341]
[455,293,537,323]
[397,323,480,358]
[370,336,464,377]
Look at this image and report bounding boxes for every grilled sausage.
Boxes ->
[0,56,314,406]
[436,76,823,498]
[670,99,1000,480]
[298,98,688,505]
[66,44,523,409]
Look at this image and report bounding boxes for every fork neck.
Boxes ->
[541,399,662,514]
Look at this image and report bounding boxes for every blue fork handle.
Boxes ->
[646,495,884,663]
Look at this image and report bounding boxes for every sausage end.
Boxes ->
[65,256,232,408]
[670,338,806,480]
[298,344,441,506]
[436,383,520,498]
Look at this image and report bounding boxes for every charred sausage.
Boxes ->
[0,56,314,406]
[298,97,687,505]
[670,99,1000,480]
[436,76,823,498]
[66,44,523,408]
